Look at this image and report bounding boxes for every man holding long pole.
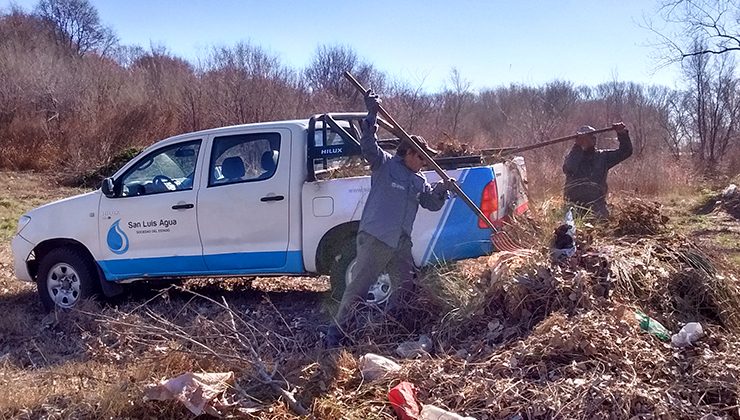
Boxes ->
[563,123,633,219]
[326,90,453,347]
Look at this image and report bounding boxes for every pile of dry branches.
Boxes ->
[607,198,669,236]
[330,232,740,418]
[434,140,477,158]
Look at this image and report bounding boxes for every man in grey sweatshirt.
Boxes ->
[563,122,632,219]
[326,90,452,347]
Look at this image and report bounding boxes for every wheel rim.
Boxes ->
[46,262,81,308]
[345,259,392,304]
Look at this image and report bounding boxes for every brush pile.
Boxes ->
[4,198,740,419]
[313,228,740,419]
[607,198,669,236]
[434,141,477,158]
[326,197,740,419]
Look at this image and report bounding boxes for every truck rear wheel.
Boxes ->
[329,239,392,305]
[37,247,99,311]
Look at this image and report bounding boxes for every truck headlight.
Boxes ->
[16,215,31,235]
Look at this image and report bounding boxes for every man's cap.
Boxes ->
[576,125,597,135]
[398,135,439,157]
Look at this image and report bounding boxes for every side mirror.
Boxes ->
[101,178,115,198]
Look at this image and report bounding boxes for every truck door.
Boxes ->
[98,139,206,279]
[196,129,292,272]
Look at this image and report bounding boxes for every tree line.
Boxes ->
[0,0,737,194]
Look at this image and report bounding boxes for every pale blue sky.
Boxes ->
[2,0,682,91]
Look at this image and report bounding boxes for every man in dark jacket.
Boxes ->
[563,122,632,219]
[326,91,452,347]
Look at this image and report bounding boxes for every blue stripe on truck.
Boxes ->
[99,250,304,281]
[423,167,494,264]
[421,168,469,264]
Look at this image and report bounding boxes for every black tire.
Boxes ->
[329,238,357,303]
[328,236,393,306]
[37,247,99,311]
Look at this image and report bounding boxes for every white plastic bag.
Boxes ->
[358,353,401,380]
[671,322,704,347]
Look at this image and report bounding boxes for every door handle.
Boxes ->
[260,195,284,202]
[172,203,194,210]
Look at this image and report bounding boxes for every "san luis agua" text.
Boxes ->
[127,219,177,229]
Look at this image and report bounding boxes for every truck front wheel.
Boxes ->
[329,239,392,305]
[37,247,99,311]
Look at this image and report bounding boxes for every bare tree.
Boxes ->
[442,68,473,138]
[111,44,145,68]
[389,76,432,132]
[680,42,740,169]
[650,0,740,62]
[35,0,116,56]
[535,81,578,139]
[651,85,690,159]
[303,44,385,108]
[202,42,300,125]
[473,89,507,143]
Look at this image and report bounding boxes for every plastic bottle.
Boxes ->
[565,207,576,239]
[634,310,671,342]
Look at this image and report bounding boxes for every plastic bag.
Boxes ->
[671,322,704,347]
[358,353,401,380]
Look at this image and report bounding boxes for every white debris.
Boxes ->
[358,353,401,381]
[671,322,704,348]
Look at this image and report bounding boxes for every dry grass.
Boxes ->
[1,172,740,419]
[0,172,86,241]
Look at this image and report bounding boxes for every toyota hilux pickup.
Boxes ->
[12,113,529,310]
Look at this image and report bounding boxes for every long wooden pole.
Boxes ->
[343,71,499,232]
[485,126,616,156]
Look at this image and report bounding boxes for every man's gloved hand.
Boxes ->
[612,122,628,134]
[432,178,456,198]
[364,89,381,125]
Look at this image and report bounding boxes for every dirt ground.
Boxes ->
[1,171,739,419]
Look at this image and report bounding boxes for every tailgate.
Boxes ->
[414,166,497,265]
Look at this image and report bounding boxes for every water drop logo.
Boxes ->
[106,219,129,255]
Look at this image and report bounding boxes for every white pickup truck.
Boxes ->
[12,113,529,310]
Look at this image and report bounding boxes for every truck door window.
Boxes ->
[117,140,201,197]
[209,132,281,187]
